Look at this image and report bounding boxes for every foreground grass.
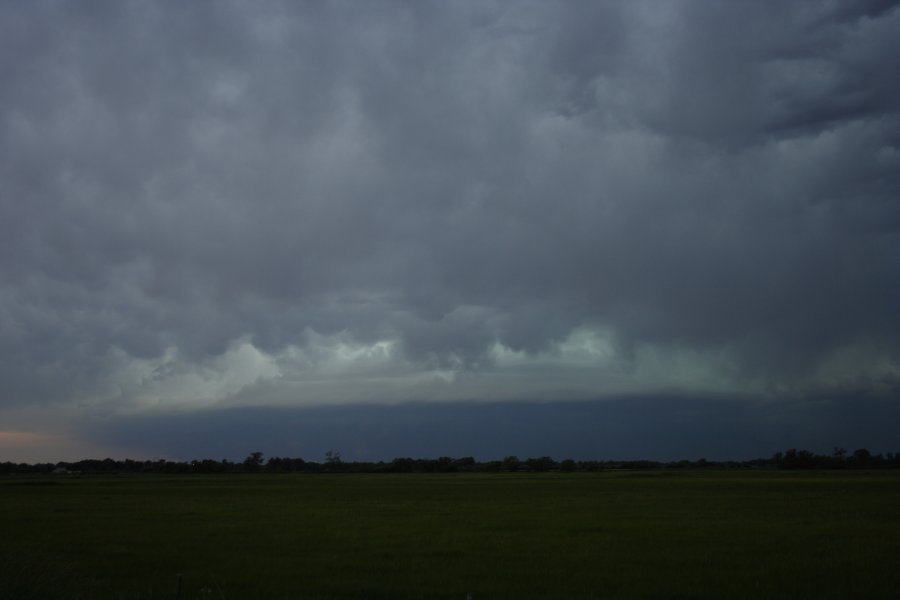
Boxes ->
[1,470,898,599]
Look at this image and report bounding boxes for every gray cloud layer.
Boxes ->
[2,2,899,432]
[90,393,900,463]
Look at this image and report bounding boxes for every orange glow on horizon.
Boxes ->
[0,430,137,464]
[0,430,58,447]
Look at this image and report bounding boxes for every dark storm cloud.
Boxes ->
[88,393,900,463]
[1,1,899,421]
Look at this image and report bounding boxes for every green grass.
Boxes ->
[1,470,898,599]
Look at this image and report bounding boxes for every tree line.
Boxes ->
[1,447,898,475]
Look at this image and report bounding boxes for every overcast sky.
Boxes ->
[2,1,899,463]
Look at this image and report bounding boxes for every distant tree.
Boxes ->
[243,452,264,472]
[559,459,576,472]
[266,456,305,472]
[453,457,476,471]
[391,457,415,473]
[434,456,456,472]
[852,448,871,466]
[191,459,221,474]
[266,456,286,472]
[776,448,817,469]
[526,456,556,472]
[325,450,342,472]
[501,455,521,472]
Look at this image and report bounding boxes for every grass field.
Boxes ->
[1,470,898,599]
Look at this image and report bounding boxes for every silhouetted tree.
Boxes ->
[243,452,264,472]
[775,448,816,469]
[559,459,576,472]
[501,455,521,472]
[526,456,556,472]
[454,456,476,471]
[325,450,342,472]
[852,448,871,466]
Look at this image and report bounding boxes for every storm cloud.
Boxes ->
[1,1,899,460]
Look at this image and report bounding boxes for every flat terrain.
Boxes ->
[1,470,898,599]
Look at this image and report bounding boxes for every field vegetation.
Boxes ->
[2,470,898,599]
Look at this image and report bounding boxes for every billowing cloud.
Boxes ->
[1,2,898,458]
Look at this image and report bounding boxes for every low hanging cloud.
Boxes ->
[1,1,899,435]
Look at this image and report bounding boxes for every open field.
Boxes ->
[1,470,898,599]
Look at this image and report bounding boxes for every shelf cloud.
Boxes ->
[2,1,898,460]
